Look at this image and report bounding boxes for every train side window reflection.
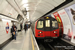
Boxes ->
[45,20,50,27]
[37,21,43,28]
[52,21,58,28]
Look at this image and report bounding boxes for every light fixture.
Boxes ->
[2,19,11,22]
[54,31,57,33]
[39,31,42,33]
[23,4,28,7]
[22,0,28,4]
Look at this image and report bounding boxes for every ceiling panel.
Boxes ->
[0,0,3,5]
[37,3,54,10]
[43,0,58,7]
[36,8,51,15]
[30,13,44,21]
[53,0,66,5]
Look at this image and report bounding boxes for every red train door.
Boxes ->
[44,20,51,37]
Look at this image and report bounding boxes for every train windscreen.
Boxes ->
[52,21,58,28]
[45,20,50,27]
[36,18,58,31]
[37,21,43,28]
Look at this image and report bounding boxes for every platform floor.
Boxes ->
[2,28,35,50]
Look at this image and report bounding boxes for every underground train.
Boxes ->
[31,16,63,40]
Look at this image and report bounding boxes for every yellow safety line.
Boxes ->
[31,33,35,50]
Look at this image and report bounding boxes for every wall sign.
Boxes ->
[6,22,9,34]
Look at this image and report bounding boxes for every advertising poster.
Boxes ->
[53,12,63,36]
[58,9,72,41]
[53,12,63,27]
[65,4,75,43]
[6,22,9,34]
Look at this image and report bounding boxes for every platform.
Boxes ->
[2,28,39,50]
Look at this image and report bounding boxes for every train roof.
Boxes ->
[37,16,56,21]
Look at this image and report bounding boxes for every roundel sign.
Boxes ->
[6,22,9,34]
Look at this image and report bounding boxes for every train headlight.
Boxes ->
[54,31,57,33]
[38,31,42,33]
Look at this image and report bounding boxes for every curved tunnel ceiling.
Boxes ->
[29,0,66,22]
[7,0,66,22]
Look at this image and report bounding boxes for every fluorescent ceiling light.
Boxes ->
[22,0,28,4]
[26,8,29,11]
[23,4,28,7]
[2,19,11,22]
[26,7,29,9]
[27,12,29,19]
[64,0,66,1]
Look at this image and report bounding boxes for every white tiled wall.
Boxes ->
[0,0,19,44]
[0,0,18,19]
[0,21,12,44]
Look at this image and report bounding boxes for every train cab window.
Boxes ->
[45,20,50,27]
[52,21,58,28]
[37,21,43,28]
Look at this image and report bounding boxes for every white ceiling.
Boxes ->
[9,0,66,22]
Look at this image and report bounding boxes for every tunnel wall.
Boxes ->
[0,15,18,48]
[0,0,19,45]
[0,17,12,45]
[47,0,75,43]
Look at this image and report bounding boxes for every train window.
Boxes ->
[37,21,43,28]
[52,21,58,28]
[45,20,50,27]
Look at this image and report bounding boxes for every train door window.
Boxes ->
[52,21,58,28]
[37,21,43,28]
[45,20,50,27]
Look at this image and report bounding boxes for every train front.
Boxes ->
[35,17,60,39]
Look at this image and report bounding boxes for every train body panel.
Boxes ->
[45,29,59,37]
[35,29,45,37]
[35,28,60,38]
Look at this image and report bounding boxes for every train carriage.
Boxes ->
[34,16,63,40]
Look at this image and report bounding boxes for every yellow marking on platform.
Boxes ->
[31,33,35,50]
